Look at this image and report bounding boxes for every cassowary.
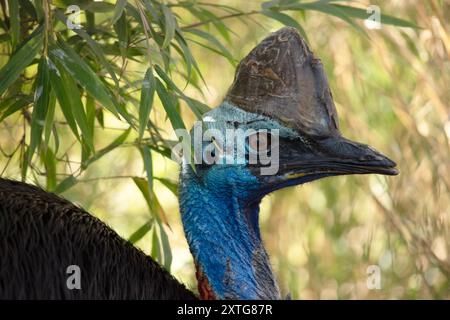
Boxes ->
[0,27,397,300]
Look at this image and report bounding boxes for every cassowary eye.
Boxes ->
[247,131,275,156]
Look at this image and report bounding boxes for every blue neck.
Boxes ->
[179,166,280,299]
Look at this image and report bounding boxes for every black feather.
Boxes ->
[0,178,197,300]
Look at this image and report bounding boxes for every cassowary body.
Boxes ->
[0,28,397,299]
[0,179,195,299]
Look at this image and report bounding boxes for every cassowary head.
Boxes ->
[179,27,398,300]
[184,27,397,200]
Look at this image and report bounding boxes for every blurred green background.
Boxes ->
[0,0,449,299]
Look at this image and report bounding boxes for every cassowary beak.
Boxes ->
[254,134,398,190]
[277,135,398,179]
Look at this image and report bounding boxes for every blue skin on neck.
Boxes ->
[179,164,280,299]
[178,102,297,299]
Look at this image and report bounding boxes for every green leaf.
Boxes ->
[47,59,79,141]
[84,1,115,13]
[185,28,236,65]
[157,222,172,270]
[25,57,51,178]
[44,91,56,148]
[151,226,162,262]
[174,32,207,88]
[138,67,155,141]
[194,7,233,43]
[155,78,197,173]
[83,128,131,168]
[161,3,176,48]
[0,26,43,97]
[155,64,209,118]
[128,219,154,244]
[141,145,153,191]
[155,78,185,132]
[52,125,60,154]
[54,175,77,194]
[133,176,156,217]
[83,95,96,163]
[285,1,366,35]
[114,12,128,59]
[7,0,20,49]
[0,96,32,122]
[54,8,118,83]
[111,0,127,24]
[42,147,57,191]
[154,176,178,196]
[132,176,170,225]
[330,4,418,28]
[0,34,11,43]
[48,58,93,151]
[49,38,132,124]
[184,97,210,118]
[70,27,120,89]
[262,10,309,42]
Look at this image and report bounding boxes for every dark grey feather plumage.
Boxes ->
[0,178,196,299]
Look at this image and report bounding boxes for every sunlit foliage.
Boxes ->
[0,0,447,299]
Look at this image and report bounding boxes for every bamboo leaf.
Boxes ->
[44,91,56,148]
[25,57,51,178]
[114,12,128,59]
[161,3,176,48]
[155,78,186,132]
[155,64,209,118]
[0,34,11,42]
[262,10,309,42]
[49,39,130,122]
[138,68,155,141]
[141,145,153,191]
[54,175,78,194]
[70,27,120,89]
[111,0,127,24]
[48,58,94,151]
[83,128,131,168]
[47,58,79,141]
[82,95,96,163]
[0,26,43,97]
[285,1,366,35]
[151,226,162,262]
[330,4,419,28]
[0,96,32,122]
[42,147,57,191]
[128,219,154,244]
[154,176,178,196]
[7,0,20,49]
[132,177,170,226]
[133,176,157,217]
[157,222,172,270]
[174,32,207,88]
[84,1,115,13]
[185,28,236,65]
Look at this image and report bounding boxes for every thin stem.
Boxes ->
[75,175,137,182]
[135,0,153,66]
[43,0,52,56]
[181,10,260,30]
